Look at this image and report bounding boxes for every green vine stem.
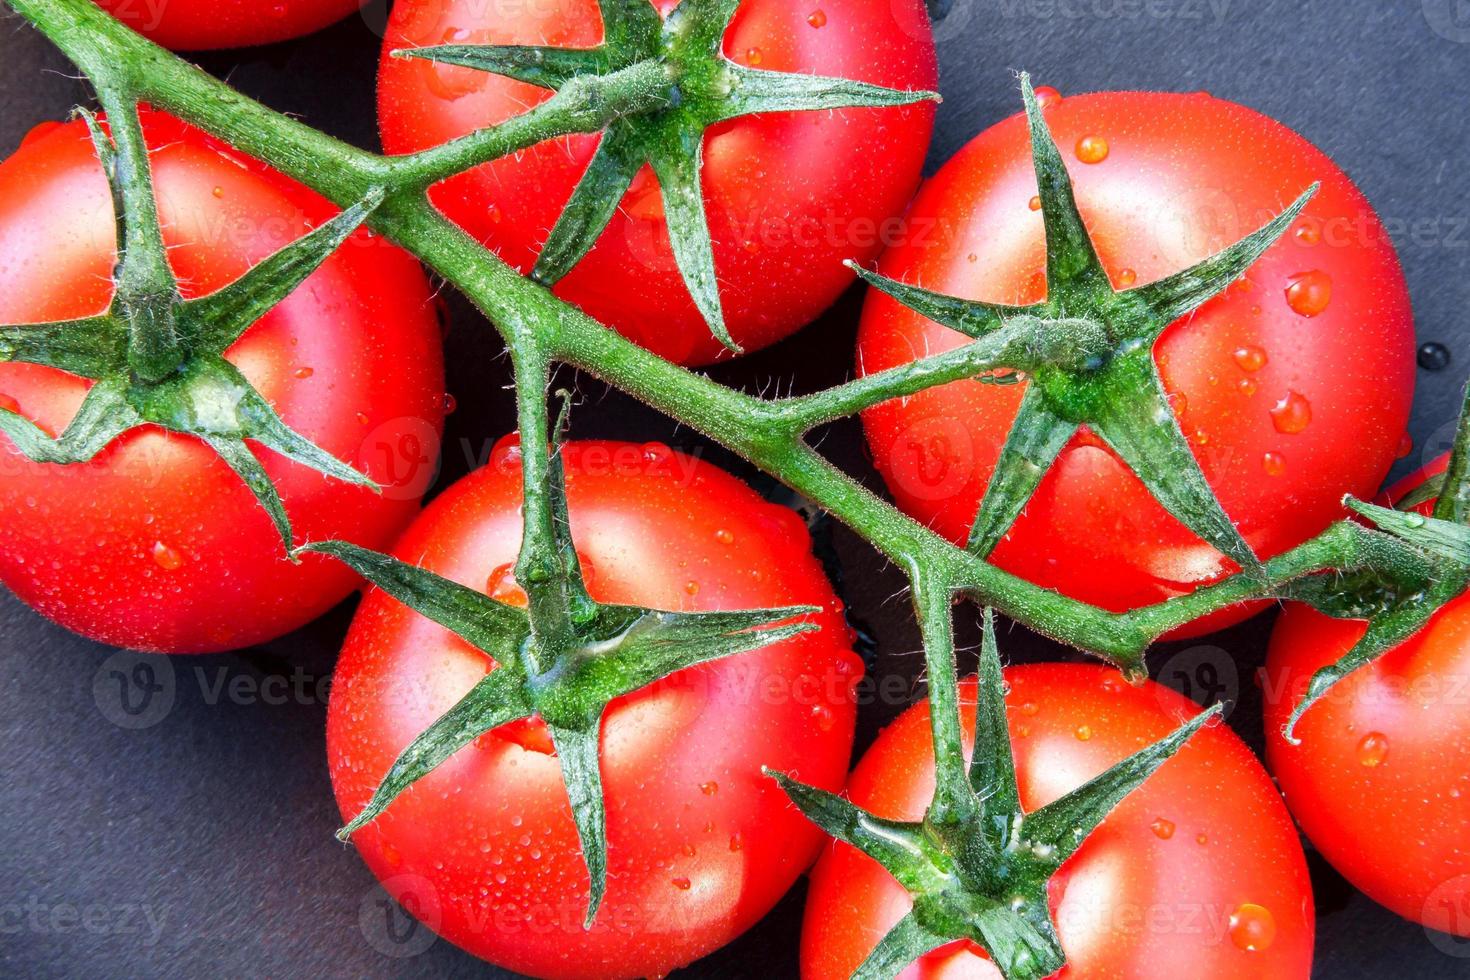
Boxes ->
[6,0,1464,673]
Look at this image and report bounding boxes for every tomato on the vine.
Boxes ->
[0,111,445,653]
[93,0,366,50]
[803,665,1315,978]
[328,440,863,979]
[857,90,1415,635]
[1265,456,1470,937]
[377,0,938,365]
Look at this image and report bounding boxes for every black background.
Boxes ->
[3,0,1470,977]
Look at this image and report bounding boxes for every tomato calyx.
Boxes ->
[1273,399,1470,741]
[0,102,383,552]
[852,73,1315,572]
[393,0,938,353]
[770,607,1219,979]
[297,397,819,928]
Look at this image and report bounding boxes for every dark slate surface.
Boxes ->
[2,1,1469,977]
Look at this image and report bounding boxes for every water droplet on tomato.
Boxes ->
[212,186,224,199]
[1294,223,1320,245]
[807,9,827,28]
[1284,270,1332,317]
[1151,817,1176,840]
[1397,433,1413,459]
[1269,391,1312,434]
[812,704,834,731]
[966,252,978,263]
[714,528,734,545]
[1074,725,1092,741]
[1232,345,1267,372]
[1238,378,1258,396]
[1195,833,1209,845]
[487,563,527,606]
[1075,135,1109,164]
[269,3,287,18]
[684,581,700,596]
[745,47,763,66]
[443,392,458,415]
[151,541,183,571]
[642,442,672,466]
[1228,903,1277,952]
[424,29,488,102]
[1357,731,1389,767]
[1262,451,1286,476]
[294,366,314,379]
[700,781,718,796]
[671,876,692,890]
[1020,701,1039,716]
[491,433,523,471]
[1117,268,1137,287]
[729,832,744,851]
[1028,195,1041,211]
[1033,85,1063,107]
[356,412,370,426]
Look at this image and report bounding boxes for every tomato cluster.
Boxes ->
[3,1,1466,979]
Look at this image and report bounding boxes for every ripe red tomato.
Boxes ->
[803,665,1315,978]
[857,90,1414,635]
[377,0,938,365]
[328,441,863,979]
[92,0,366,50]
[0,112,445,652]
[1264,457,1470,936]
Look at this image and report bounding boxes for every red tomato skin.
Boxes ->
[802,666,1315,979]
[328,442,863,979]
[857,91,1415,637]
[92,0,367,50]
[0,113,445,652]
[1265,459,1470,936]
[377,0,938,365]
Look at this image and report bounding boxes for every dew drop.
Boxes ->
[1075,135,1110,164]
[729,832,744,852]
[1228,903,1277,953]
[424,28,488,101]
[685,581,700,596]
[212,186,224,199]
[966,252,978,263]
[151,541,183,571]
[1033,85,1063,107]
[492,432,523,471]
[811,704,835,731]
[714,528,735,545]
[487,563,527,606]
[1074,725,1092,741]
[1284,270,1332,317]
[1397,433,1413,459]
[1020,701,1039,716]
[671,877,692,890]
[1357,731,1389,767]
[1293,223,1320,245]
[443,392,458,415]
[807,9,827,28]
[294,366,314,379]
[746,47,763,66]
[1418,341,1452,372]
[356,412,370,426]
[1195,833,1209,845]
[700,781,719,796]
[1269,391,1312,434]
[1238,378,1258,397]
[1262,451,1286,476]
[1151,817,1176,840]
[1232,345,1267,372]
[642,442,673,466]
[1117,268,1137,287]
[1028,195,1042,211]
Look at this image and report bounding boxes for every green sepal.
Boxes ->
[848,263,1029,340]
[851,912,950,980]
[336,666,535,839]
[1088,355,1259,575]
[967,387,1077,558]
[713,63,939,123]
[0,316,126,377]
[969,609,1021,824]
[531,133,645,286]
[548,722,609,926]
[0,374,139,461]
[648,138,733,351]
[395,45,609,88]
[1348,497,1470,566]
